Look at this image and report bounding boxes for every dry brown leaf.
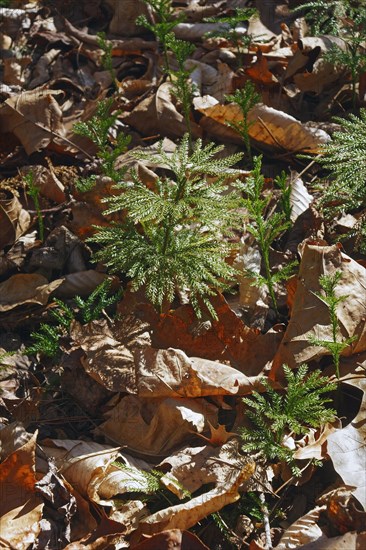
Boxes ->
[96,395,219,458]
[0,431,44,549]
[158,439,253,495]
[55,271,112,299]
[151,293,282,376]
[327,374,366,510]
[196,421,238,446]
[133,529,209,550]
[245,50,278,86]
[0,190,31,251]
[3,55,31,85]
[123,82,202,140]
[275,505,326,549]
[133,457,255,539]
[271,242,366,374]
[0,273,64,312]
[21,165,66,203]
[195,97,330,153]
[106,0,149,36]
[71,313,262,397]
[292,531,366,550]
[0,88,66,154]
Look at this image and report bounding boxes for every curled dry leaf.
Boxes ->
[132,457,255,540]
[72,315,262,397]
[195,97,330,153]
[327,374,366,510]
[275,505,326,549]
[96,394,219,458]
[55,270,111,299]
[0,190,31,251]
[0,89,66,155]
[0,273,64,312]
[289,172,313,222]
[271,242,366,373]
[41,439,149,504]
[123,82,202,140]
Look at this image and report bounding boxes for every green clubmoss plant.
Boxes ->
[324,7,366,110]
[243,156,296,316]
[73,98,131,191]
[225,81,261,164]
[165,33,196,148]
[27,281,122,358]
[96,31,116,86]
[240,364,337,477]
[308,271,357,380]
[89,135,244,319]
[137,0,184,73]
[318,108,366,215]
[24,171,44,242]
[292,1,348,36]
[205,8,258,68]
[274,171,292,224]
[74,278,123,324]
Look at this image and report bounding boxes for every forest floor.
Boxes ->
[0,1,365,549]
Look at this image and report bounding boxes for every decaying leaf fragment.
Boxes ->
[0,190,31,251]
[0,89,66,154]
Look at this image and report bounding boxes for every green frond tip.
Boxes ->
[240,364,336,475]
[319,109,366,214]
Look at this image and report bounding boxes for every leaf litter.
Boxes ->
[0,0,365,548]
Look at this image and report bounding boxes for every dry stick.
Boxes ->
[297,153,322,179]
[259,492,272,550]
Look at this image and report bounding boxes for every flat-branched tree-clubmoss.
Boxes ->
[89,135,244,319]
[240,364,337,477]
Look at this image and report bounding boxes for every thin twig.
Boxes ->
[259,492,272,550]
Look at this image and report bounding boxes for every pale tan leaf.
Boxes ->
[293,422,340,460]
[272,242,366,373]
[289,172,313,222]
[327,376,366,510]
[275,505,326,549]
[0,273,64,312]
[195,98,330,153]
[105,0,149,36]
